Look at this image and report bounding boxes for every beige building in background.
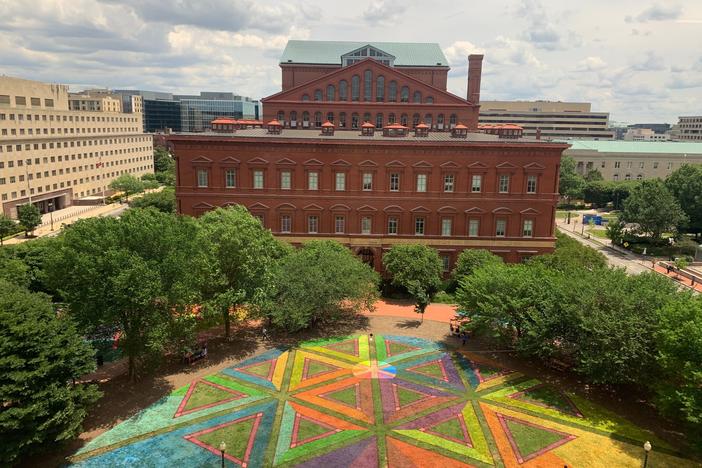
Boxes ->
[479,100,615,140]
[673,116,702,141]
[564,140,702,181]
[0,76,153,218]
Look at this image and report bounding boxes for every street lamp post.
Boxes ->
[48,201,55,231]
[219,441,227,468]
[643,440,652,468]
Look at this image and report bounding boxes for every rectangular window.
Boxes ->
[361,216,372,234]
[526,175,537,194]
[416,174,427,192]
[280,170,291,190]
[614,161,621,169]
[653,162,659,169]
[601,161,606,168]
[441,218,452,236]
[335,172,346,191]
[523,219,533,237]
[667,162,673,170]
[498,175,509,193]
[387,216,398,235]
[281,215,291,233]
[335,216,345,234]
[443,174,455,192]
[389,173,400,191]
[308,215,319,233]
[471,174,482,192]
[496,219,506,237]
[225,169,236,188]
[308,171,319,190]
[639,161,645,169]
[253,170,264,189]
[362,172,373,191]
[469,219,480,237]
[441,255,450,273]
[415,217,425,235]
[626,161,632,169]
[197,169,208,188]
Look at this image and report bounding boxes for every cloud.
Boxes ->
[625,3,683,23]
[361,0,405,26]
[576,56,607,72]
[630,51,666,71]
[515,0,581,50]
[486,36,542,68]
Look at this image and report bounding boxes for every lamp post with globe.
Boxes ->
[219,441,227,468]
[643,441,652,468]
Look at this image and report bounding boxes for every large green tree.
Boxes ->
[198,206,289,338]
[46,209,203,380]
[109,173,144,202]
[5,237,62,295]
[665,164,702,236]
[153,146,176,186]
[0,280,101,464]
[621,179,688,240]
[268,240,379,332]
[129,188,176,213]
[383,244,443,319]
[17,203,42,236]
[558,155,585,200]
[0,214,17,245]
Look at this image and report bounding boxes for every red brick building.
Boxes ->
[169,41,567,271]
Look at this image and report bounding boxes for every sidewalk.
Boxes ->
[652,264,702,293]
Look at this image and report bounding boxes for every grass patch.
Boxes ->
[587,228,609,239]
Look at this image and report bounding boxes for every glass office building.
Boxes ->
[175,93,260,132]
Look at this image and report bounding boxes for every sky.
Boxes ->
[1,0,701,124]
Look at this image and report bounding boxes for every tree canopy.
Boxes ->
[665,164,702,235]
[621,179,687,239]
[0,214,17,245]
[559,155,585,200]
[129,188,176,213]
[109,174,144,201]
[17,204,42,236]
[153,146,176,186]
[383,244,443,316]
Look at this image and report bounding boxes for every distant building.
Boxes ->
[0,76,153,218]
[479,101,615,140]
[564,140,702,181]
[673,116,702,141]
[623,128,669,141]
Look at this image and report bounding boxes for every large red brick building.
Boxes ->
[169,41,567,271]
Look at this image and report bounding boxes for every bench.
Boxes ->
[183,344,208,365]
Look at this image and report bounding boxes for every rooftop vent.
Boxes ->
[414,123,429,137]
[361,121,375,136]
[451,123,468,139]
[383,123,409,138]
[266,119,283,135]
[321,120,335,136]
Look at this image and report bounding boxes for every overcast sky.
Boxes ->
[1,0,701,124]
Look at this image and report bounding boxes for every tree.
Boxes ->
[449,249,502,291]
[559,155,585,200]
[665,164,702,236]
[383,244,443,320]
[0,252,29,288]
[129,188,176,213]
[153,146,176,186]
[582,180,614,208]
[17,203,42,236]
[109,173,144,202]
[267,241,379,331]
[3,237,60,295]
[0,214,17,245]
[621,179,688,240]
[0,280,101,464]
[198,206,289,339]
[584,169,604,182]
[531,232,607,272]
[605,218,626,245]
[46,209,203,380]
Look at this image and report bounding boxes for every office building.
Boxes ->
[0,76,153,217]
[673,116,702,141]
[623,128,669,141]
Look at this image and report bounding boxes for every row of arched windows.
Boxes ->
[301,70,434,104]
[276,111,459,129]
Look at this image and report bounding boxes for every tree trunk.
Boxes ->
[128,355,136,382]
[224,309,231,339]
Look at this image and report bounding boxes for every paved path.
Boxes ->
[362,299,458,323]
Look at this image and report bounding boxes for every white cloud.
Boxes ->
[361,0,405,26]
[625,3,683,23]
[576,56,607,72]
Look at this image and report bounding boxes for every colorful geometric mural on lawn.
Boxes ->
[70,335,696,467]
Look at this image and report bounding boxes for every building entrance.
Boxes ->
[357,248,375,269]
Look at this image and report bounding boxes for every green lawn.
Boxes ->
[587,228,609,239]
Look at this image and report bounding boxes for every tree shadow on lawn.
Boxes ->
[395,319,423,329]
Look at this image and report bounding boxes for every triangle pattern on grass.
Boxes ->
[380,378,457,424]
[472,362,511,383]
[294,436,378,468]
[407,359,449,382]
[319,382,360,410]
[236,359,275,381]
[223,349,289,391]
[424,414,473,447]
[288,351,354,391]
[393,383,432,410]
[174,380,246,418]
[322,338,359,357]
[509,383,583,418]
[294,377,375,424]
[184,412,263,467]
[397,353,466,391]
[497,412,576,464]
[385,339,420,358]
[291,413,340,448]
[386,436,477,468]
[303,357,340,380]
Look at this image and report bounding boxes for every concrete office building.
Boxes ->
[479,101,615,140]
[0,76,153,218]
[564,140,702,181]
[673,116,702,141]
[623,128,669,141]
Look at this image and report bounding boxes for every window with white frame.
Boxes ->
[639,161,645,169]
[280,170,291,189]
[335,215,345,234]
[468,219,480,237]
[653,162,659,169]
[308,171,319,190]
[522,219,533,237]
[389,173,400,191]
[443,174,455,192]
[197,169,208,188]
[498,175,509,193]
[308,215,319,233]
[335,172,346,191]
[253,170,264,189]
[441,255,450,273]
[415,217,425,235]
[495,219,506,237]
[280,215,291,233]
[441,218,452,236]
[362,172,373,191]
[225,169,236,188]
[387,216,398,234]
[667,162,673,170]
[526,175,537,194]
[471,174,482,192]
[361,216,372,234]
[416,173,427,192]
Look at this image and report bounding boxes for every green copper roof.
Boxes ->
[564,140,702,154]
[280,40,449,67]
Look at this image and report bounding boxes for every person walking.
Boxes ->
[262,327,269,341]
[461,331,467,346]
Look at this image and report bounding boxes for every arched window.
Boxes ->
[314,111,322,128]
[302,111,310,127]
[326,84,335,101]
[376,75,385,102]
[375,113,383,129]
[327,111,334,123]
[413,91,422,103]
[277,111,284,122]
[388,81,397,102]
[339,80,348,101]
[400,113,408,126]
[400,86,409,102]
[388,113,396,124]
[290,111,297,125]
[424,114,433,127]
[412,113,420,127]
[351,75,360,101]
[425,96,434,104]
[449,114,457,126]
[339,112,346,128]
[363,112,371,124]
[351,113,360,129]
[364,69,372,101]
[314,89,322,101]
[302,94,309,101]
[437,114,444,125]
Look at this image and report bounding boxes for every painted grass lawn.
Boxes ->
[70,335,697,468]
